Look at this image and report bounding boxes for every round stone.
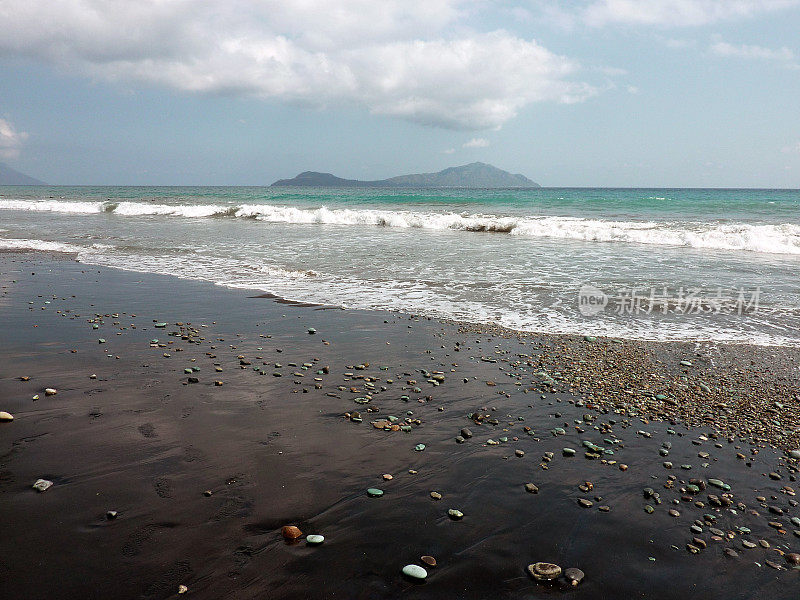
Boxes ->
[415,444,426,452]
[564,567,584,586]
[527,562,562,581]
[44,388,57,396]
[367,488,384,497]
[420,555,437,567]
[306,534,325,545]
[448,509,464,520]
[402,564,428,580]
[0,411,14,422]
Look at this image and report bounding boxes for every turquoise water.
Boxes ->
[1,186,799,345]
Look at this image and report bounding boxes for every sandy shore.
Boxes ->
[1,251,799,599]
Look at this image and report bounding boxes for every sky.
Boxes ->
[0,0,799,187]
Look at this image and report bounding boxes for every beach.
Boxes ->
[1,250,798,599]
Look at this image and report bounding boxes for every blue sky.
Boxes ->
[1,0,799,187]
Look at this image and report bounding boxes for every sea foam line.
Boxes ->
[1,199,799,255]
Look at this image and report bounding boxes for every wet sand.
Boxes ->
[1,252,799,599]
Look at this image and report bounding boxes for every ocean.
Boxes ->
[1,186,798,346]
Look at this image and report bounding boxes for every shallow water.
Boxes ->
[1,185,799,345]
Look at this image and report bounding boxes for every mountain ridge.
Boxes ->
[271,162,539,188]
[0,162,46,185]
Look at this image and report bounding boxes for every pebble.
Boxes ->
[415,444,426,452]
[430,491,442,500]
[525,483,539,494]
[0,411,14,422]
[448,509,464,520]
[564,567,584,586]
[306,534,325,545]
[578,498,593,508]
[402,564,428,580]
[367,488,384,497]
[281,525,303,540]
[562,448,576,457]
[460,428,473,438]
[106,510,118,520]
[44,388,57,396]
[32,479,53,492]
[527,562,561,581]
[420,555,437,567]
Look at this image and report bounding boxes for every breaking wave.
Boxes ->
[1,199,799,255]
[0,237,84,254]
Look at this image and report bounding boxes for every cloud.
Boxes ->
[0,1,597,130]
[581,0,800,27]
[442,148,456,154]
[710,40,795,60]
[463,137,490,148]
[0,117,28,159]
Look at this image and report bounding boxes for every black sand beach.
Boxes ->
[1,251,799,599]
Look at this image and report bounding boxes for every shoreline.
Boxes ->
[1,250,799,599]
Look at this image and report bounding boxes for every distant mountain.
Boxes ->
[271,162,539,188]
[0,162,45,185]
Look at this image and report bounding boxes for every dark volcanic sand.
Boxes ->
[1,252,799,600]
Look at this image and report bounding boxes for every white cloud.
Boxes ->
[582,0,800,27]
[442,148,456,154]
[626,85,640,94]
[0,117,28,159]
[0,1,597,130]
[710,40,795,60]
[463,137,490,148]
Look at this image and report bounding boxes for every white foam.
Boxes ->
[0,237,83,253]
[0,199,105,213]
[112,201,232,218]
[2,198,799,255]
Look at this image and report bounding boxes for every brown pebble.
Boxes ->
[382,474,393,481]
[420,555,437,567]
[281,525,302,540]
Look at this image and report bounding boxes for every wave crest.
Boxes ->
[2,199,798,255]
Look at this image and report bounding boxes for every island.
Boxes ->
[271,162,539,188]
[0,162,45,185]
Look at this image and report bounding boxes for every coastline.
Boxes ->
[1,250,799,599]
